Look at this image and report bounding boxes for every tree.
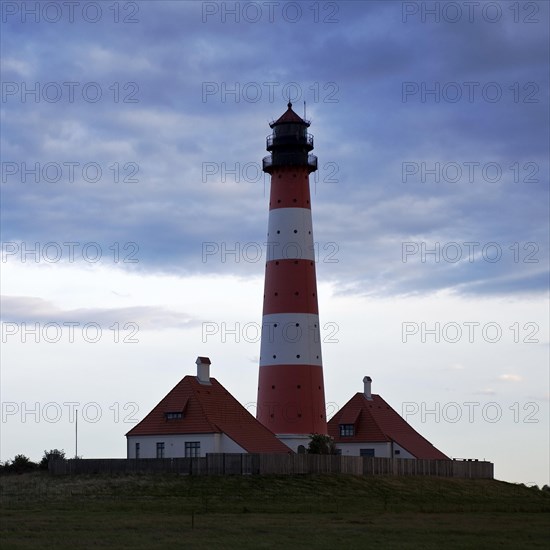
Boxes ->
[39,449,66,470]
[307,433,338,455]
[10,454,38,473]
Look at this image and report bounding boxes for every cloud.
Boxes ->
[0,295,197,330]
[473,389,497,396]
[0,5,548,300]
[498,374,523,383]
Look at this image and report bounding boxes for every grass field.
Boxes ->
[1,473,549,549]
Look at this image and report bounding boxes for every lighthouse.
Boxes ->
[257,102,327,452]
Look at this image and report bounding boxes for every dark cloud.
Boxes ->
[1,1,548,296]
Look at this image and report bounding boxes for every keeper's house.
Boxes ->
[126,357,290,458]
[329,377,449,459]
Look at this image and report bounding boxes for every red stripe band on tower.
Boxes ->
[257,364,326,434]
[262,259,319,315]
[268,166,312,210]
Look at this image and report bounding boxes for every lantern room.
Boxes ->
[262,102,318,173]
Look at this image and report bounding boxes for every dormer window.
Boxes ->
[165,412,183,420]
[339,424,354,437]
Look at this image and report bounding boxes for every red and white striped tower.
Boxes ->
[257,102,327,451]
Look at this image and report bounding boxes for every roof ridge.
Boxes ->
[189,376,221,433]
[374,394,445,450]
[203,378,265,453]
[367,394,448,459]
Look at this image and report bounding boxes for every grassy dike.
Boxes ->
[1,473,549,549]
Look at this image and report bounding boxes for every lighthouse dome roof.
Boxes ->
[270,102,310,127]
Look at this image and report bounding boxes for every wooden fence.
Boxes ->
[50,454,493,479]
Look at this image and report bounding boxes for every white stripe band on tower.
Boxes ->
[260,312,323,367]
[266,207,315,262]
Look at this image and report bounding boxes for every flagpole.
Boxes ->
[75,409,78,458]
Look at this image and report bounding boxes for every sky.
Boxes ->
[1,0,548,486]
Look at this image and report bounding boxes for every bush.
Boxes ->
[1,454,38,474]
[39,449,66,470]
[307,433,338,455]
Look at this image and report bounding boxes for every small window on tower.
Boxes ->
[165,412,183,420]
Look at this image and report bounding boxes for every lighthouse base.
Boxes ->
[276,433,316,453]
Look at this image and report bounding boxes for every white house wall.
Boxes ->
[276,433,313,453]
[127,433,246,458]
[335,442,391,458]
[219,434,248,454]
[335,441,416,458]
[392,442,415,459]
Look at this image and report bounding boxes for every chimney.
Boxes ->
[196,356,211,384]
[363,376,373,400]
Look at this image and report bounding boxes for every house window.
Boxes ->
[135,442,140,459]
[185,442,200,458]
[394,450,401,456]
[165,412,183,420]
[360,448,375,457]
[339,424,354,436]
[156,442,165,458]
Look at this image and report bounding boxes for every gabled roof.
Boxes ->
[271,102,310,126]
[328,393,448,460]
[126,376,290,454]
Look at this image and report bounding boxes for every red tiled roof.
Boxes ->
[272,102,309,126]
[328,393,448,460]
[126,376,290,454]
[338,406,362,426]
